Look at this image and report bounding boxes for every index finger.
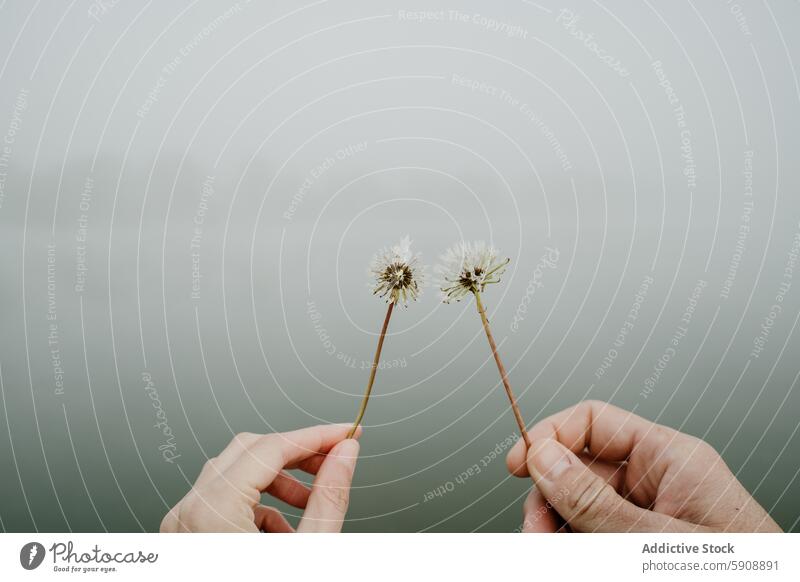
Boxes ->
[506,400,674,477]
[224,424,358,493]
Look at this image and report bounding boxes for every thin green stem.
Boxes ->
[474,290,531,449]
[347,301,395,439]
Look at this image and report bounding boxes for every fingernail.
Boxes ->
[529,439,572,481]
[330,439,359,469]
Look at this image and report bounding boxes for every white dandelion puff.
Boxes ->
[369,235,426,305]
[436,240,509,303]
[435,240,530,449]
[347,236,425,438]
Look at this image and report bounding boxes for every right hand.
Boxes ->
[506,400,781,533]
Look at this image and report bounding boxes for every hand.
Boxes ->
[506,400,781,533]
[161,424,360,532]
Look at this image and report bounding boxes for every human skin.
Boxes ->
[506,400,782,533]
[161,424,360,532]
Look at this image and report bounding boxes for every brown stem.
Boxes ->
[346,301,395,438]
[474,290,531,449]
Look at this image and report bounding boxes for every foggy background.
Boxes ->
[1,0,799,532]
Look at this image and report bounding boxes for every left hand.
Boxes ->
[160,424,361,532]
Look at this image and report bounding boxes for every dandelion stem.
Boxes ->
[474,290,531,449]
[347,301,395,438]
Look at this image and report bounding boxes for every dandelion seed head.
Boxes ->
[369,235,425,305]
[436,240,509,303]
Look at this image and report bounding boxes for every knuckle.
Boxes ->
[574,399,604,421]
[176,497,203,531]
[179,491,201,515]
[318,485,350,513]
[234,432,256,444]
[201,457,219,475]
[253,433,277,448]
[178,487,225,531]
[649,425,678,453]
[680,435,718,461]
[566,476,613,523]
[695,438,718,458]
[651,425,675,443]
[159,507,178,533]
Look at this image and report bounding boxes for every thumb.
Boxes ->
[526,439,692,532]
[297,438,360,533]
